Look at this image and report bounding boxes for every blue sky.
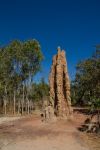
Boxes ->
[0,0,100,82]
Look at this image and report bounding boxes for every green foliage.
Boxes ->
[88,97,100,111]
[0,39,43,111]
[31,78,49,102]
[71,48,100,107]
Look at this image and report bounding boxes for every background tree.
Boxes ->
[31,78,49,109]
[71,47,100,107]
[0,39,43,115]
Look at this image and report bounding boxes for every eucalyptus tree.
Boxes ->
[0,39,43,115]
[0,46,13,114]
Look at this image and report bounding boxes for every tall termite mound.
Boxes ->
[49,47,73,118]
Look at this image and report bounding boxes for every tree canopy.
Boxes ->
[71,47,100,108]
[0,39,43,114]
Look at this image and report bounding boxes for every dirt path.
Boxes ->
[0,117,21,125]
[0,113,89,150]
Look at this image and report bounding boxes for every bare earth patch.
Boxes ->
[0,117,21,125]
[0,113,98,150]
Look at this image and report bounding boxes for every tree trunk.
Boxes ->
[22,84,24,115]
[13,90,16,115]
[27,99,29,114]
[31,100,33,113]
[97,110,100,125]
[25,101,27,114]
[4,85,7,115]
[4,99,7,115]
[18,100,20,114]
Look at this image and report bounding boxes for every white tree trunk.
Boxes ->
[4,99,7,115]
[4,85,7,115]
[22,84,24,115]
